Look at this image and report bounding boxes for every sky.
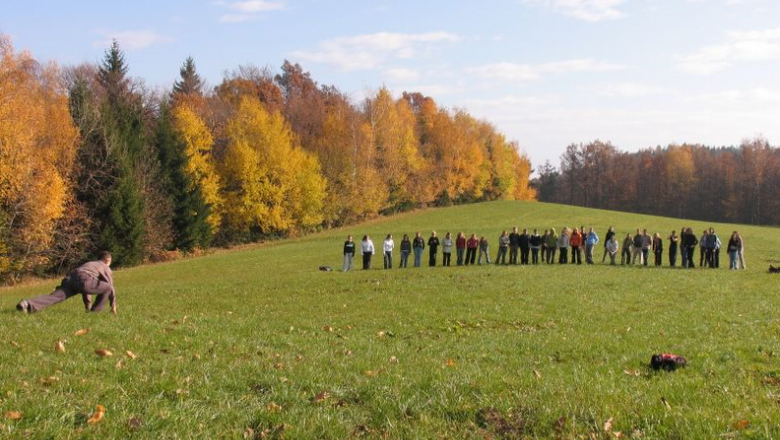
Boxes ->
[3,0,780,167]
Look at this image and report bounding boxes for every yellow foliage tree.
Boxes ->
[364,88,423,210]
[0,36,79,276]
[218,97,326,236]
[172,104,223,230]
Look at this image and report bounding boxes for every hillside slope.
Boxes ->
[1,201,779,439]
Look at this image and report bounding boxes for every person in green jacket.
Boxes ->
[545,228,558,264]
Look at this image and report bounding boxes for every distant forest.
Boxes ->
[531,139,780,226]
[0,36,535,281]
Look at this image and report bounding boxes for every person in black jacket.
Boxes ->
[428,231,440,267]
[530,229,542,264]
[399,234,412,268]
[413,232,425,267]
[681,227,698,268]
[519,228,531,265]
[668,230,679,267]
[508,227,520,264]
[343,235,356,271]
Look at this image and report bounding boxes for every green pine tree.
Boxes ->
[155,104,212,251]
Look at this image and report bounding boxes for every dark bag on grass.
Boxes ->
[650,353,687,371]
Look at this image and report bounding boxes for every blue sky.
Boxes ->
[3,0,780,166]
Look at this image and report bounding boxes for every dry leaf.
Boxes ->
[75,328,91,336]
[365,370,377,377]
[115,360,123,369]
[40,376,59,386]
[55,341,66,354]
[377,331,386,338]
[312,390,329,403]
[4,411,22,420]
[623,369,641,377]
[267,402,281,412]
[390,356,399,364]
[95,349,113,357]
[732,420,750,430]
[127,417,142,430]
[125,350,137,360]
[87,405,105,425]
[445,359,456,367]
[603,417,614,433]
[323,326,334,332]
[10,341,20,348]
[614,431,623,438]
[533,369,542,379]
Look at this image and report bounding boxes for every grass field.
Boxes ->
[2,201,780,439]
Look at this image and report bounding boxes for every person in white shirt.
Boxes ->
[441,232,454,267]
[605,235,619,265]
[382,234,394,269]
[361,235,375,270]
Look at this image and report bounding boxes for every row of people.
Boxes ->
[342,227,746,271]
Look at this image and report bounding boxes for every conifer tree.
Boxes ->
[156,104,212,251]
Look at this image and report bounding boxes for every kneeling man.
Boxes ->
[17,251,117,314]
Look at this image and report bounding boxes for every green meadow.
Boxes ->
[1,201,779,439]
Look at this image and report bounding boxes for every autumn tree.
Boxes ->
[218,97,325,240]
[0,35,79,279]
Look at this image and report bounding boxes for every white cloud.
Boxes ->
[694,87,780,103]
[220,13,258,23]
[290,32,462,71]
[219,1,284,23]
[467,59,626,82]
[382,68,421,82]
[92,30,173,50]
[595,82,667,98]
[229,0,285,12]
[525,0,627,22]
[678,27,780,75]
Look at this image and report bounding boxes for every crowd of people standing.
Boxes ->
[341,226,747,271]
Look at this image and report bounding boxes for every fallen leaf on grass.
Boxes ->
[95,349,113,357]
[311,390,329,404]
[40,376,59,386]
[603,417,614,433]
[74,328,91,336]
[127,417,142,430]
[125,350,137,360]
[323,325,334,332]
[55,341,66,353]
[115,360,123,370]
[10,341,20,348]
[4,411,22,420]
[390,356,399,364]
[377,331,386,338]
[445,359,456,367]
[87,405,105,425]
[365,370,377,377]
[533,369,542,379]
[267,402,281,412]
[732,420,750,430]
[623,369,641,377]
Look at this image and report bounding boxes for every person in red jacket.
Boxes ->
[455,232,467,266]
[465,234,479,265]
[569,228,583,265]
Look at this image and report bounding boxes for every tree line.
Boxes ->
[532,139,780,226]
[0,37,535,281]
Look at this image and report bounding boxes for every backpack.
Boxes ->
[650,353,687,371]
